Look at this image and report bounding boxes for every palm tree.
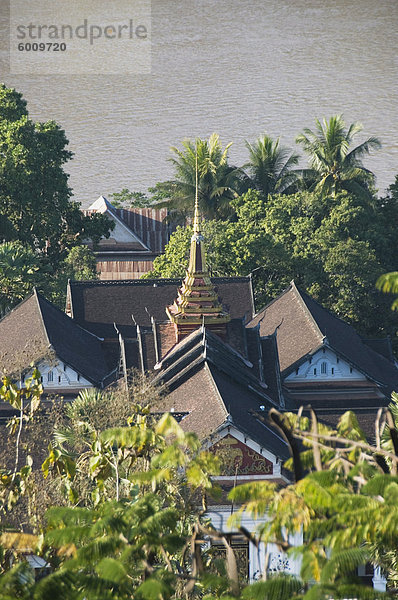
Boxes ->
[157,134,241,220]
[243,135,300,198]
[376,271,398,311]
[296,115,381,199]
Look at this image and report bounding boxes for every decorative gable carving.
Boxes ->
[285,347,366,382]
[37,359,92,390]
[211,434,273,476]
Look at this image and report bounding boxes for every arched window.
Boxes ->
[47,371,53,382]
[321,362,327,375]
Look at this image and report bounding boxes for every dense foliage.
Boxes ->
[1,372,398,598]
[0,84,112,310]
[141,119,398,342]
[1,89,398,597]
[154,133,242,221]
[0,375,246,599]
[0,242,43,316]
[230,401,398,598]
[296,115,381,199]
[145,183,398,341]
[243,134,300,198]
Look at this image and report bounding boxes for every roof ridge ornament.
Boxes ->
[193,150,200,235]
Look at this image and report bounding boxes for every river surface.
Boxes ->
[1,0,397,206]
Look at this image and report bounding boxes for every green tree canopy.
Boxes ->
[48,245,99,308]
[155,134,242,220]
[375,175,398,310]
[0,376,249,600]
[263,189,393,336]
[143,189,292,306]
[145,187,398,340]
[0,241,43,316]
[296,115,381,199]
[243,134,300,198]
[231,400,398,596]
[0,84,111,268]
[2,375,398,598]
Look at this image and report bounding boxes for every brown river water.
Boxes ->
[1,0,397,206]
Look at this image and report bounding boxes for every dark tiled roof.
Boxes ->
[248,282,322,372]
[284,390,385,409]
[244,328,284,409]
[0,293,50,376]
[260,335,285,408]
[157,322,177,359]
[249,282,398,397]
[225,319,248,358]
[245,327,262,379]
[124,339,142,372]
[156,363,228,439]
[151,325,289,457]
[0,291,113,387]
[140,329,157,372]
[208,364,290,459]
[362,338,395,363]
[67,277,254,339]
[156,361,289,459]
[298,407,381,445]
[153,327,276,405]
[298,286,398,395]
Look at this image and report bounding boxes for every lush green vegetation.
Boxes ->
[0,81,395,337]
[0,84,112,310]
[243,134,300,198]
[296,115,381,199]
[1,84,398,597]
[231,401,398,598]
[138,121,398,344]
[145,179,398,341]
[1,373,398,598]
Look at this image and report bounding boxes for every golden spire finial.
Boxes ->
[193,146,200,234]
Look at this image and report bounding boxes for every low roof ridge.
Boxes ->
[68,276,251,287]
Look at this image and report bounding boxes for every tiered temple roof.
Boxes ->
[166,195,230,342]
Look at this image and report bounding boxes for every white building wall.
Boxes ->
[207,507,302,581]
[207,507,386,589]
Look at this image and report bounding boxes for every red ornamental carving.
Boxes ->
[212,435,273,475]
